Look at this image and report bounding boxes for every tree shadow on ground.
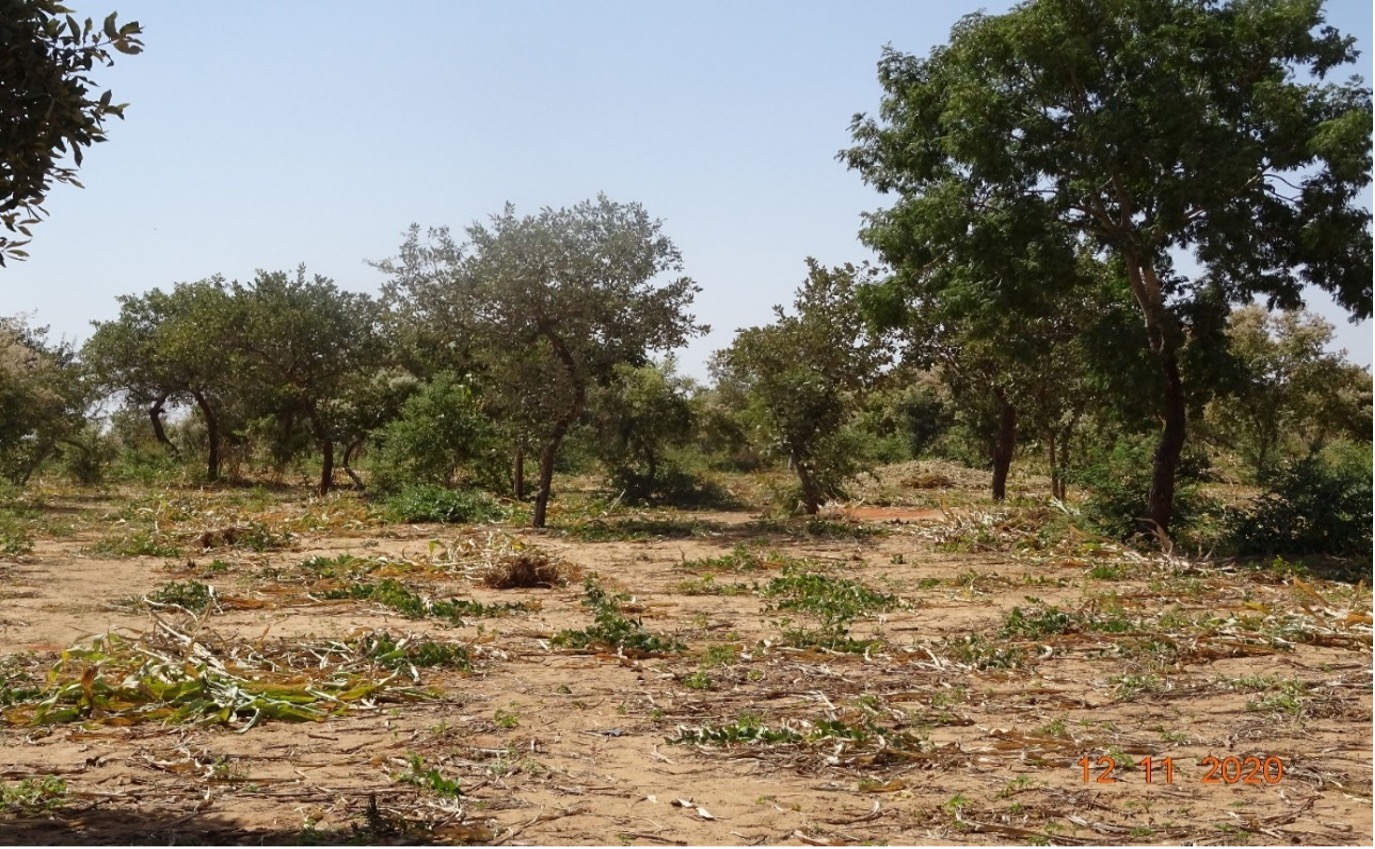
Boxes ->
[0,795,494,846]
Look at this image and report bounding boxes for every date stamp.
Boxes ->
[1078,755,1285,785]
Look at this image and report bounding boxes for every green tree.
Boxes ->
[712,261,890,515]
[1205,304,1371,479]
[590,357,700,502]
[221,267,386,496]
[377,196,706,527]
[0,1,142,264]
[844,0,1372,533]
[369,371,498,494]
[0,316,86,483]
[84,280,238,481]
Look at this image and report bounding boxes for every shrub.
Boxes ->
[369,373,501,495]
[381,485,504,524]
[1229,445,1372,563]
[1073,436,1214,541]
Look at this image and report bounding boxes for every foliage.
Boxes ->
[1073,435,1214,542]
[0,776,67,814]
[854,372,955,463]
[357,632,471,673]
[394,755,462,799]
[711,261,890,514]
[87,527,182,558]
[142,579,217,614]
[559,515,726,542]
[83,279,241,481]
[319,578,534,624]
[381,485,503,524]
[369,372,497,494]
[844,0,1373,532]
[221,267,388,495]
[551,575,685,656]
[761,565,901,652]
[2,632,435,730]
[0,317,86,484]
[0,0,142,264]
[377,196,707,527]
[590,358,703,503]
[0,509,34,557]
[681,544,805,573]
[1229,445,1372,564]
[944,634,1027,670]
[1204,305,1371,480]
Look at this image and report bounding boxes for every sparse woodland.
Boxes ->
[1,0,1371,844]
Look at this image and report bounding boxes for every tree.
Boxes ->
[590,357,700,502]
[1205,304,1371,479]
[844,0,1372,534]
[84,280,238,481]
[221,268,386,496]
[713,261,890,515]
[0,315,86,483]
[377,196,706,527]
[1,0,142,265]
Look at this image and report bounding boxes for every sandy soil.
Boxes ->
[0,490,1369,845]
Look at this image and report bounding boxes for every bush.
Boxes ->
[381,485,504,524]
[369,373,501,495]
[57,426,117,485]
[1074,436,1214,541]
[1229,445,1372,563]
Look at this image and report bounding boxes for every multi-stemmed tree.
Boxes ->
[376,196,706,527]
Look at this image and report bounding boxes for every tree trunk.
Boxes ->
[1128,259,1187,537]
[342,438,365,490]
[991,393,1017,501]
[1047,428,1063,502]
[318,439,335,497]
[148,394,178,456]
[513,443,525,500]
[192,390,220,482]
[533,441,558,528]
[1147,349,1187,536]
[795,456,821,515]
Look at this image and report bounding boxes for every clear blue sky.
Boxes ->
[4,0,1372,376]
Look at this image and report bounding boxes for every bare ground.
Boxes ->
[0,481,1369,846]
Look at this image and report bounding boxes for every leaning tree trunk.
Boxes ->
[342,438,366,490]
[990,392,1017,502]
[530,329,588,529]
[148,394,178,456]
[191,390,220,482]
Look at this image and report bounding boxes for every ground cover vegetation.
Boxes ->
[0,0,1370,843]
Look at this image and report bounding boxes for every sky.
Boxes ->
[4,0,1372,377]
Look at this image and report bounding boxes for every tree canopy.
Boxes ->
[377,196,706,527]
[713,261,889,515]
[844,0,1373,532]
[0,0,142,265]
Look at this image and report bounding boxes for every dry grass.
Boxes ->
[479,547,581,589]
